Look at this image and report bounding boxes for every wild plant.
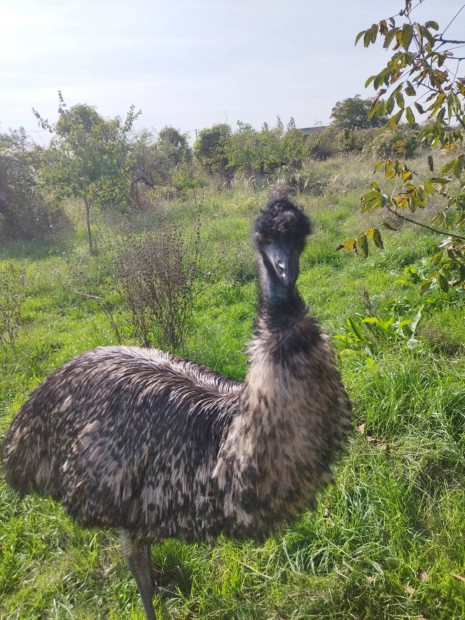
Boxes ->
[0,260,26,350]
[111,214,202,351]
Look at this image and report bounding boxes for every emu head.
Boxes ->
[254,197,312,297]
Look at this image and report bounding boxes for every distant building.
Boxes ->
[297,126,327,136]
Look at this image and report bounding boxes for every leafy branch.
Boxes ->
[341,3,465,293]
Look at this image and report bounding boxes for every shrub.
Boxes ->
[111,214,202,351]
[0,261,25,350]
[364,126,421,159]
[307,126,340,160]
[0,137,69,242]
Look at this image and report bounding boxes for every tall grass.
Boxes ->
[1,154,465,618]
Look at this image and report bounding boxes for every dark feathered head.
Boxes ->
[254,197,312,253]
[254,198,312,292]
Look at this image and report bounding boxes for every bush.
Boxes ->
[307,126,341,160]
[336,127,385,154]
[364,126,421,159]
[111,214,202,351]
[0,261,25,350]
[0,130,69,241]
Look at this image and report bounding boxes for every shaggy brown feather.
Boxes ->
[3,196,352,619]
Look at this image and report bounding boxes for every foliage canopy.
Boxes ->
[331,95,387,129]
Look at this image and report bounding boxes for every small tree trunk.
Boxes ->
[84,196,94,255]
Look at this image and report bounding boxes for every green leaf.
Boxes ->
[406,107,415,124]
[367,227,384,249]
[363,30,372,48]
[357,233,369,257]
[431,251,443,265]
[420,279,433,295]
[401,24,413,50]
[420,25,436,46]
[360,189,383,212]
[442,159,460,175]
[389,109,404,127]
[367,104,376,120]
[405,82,416,96]
[347,317,366,341]
[365,74,376,88]
[438,273,449,292]
[423,181,435,195]
[395,90,405,109]
[386,96,395,115]
[383,28,398,49]
[355,30,366,45]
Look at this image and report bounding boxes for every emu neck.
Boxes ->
[257,261,306,330]
[213,283,326,539]
[213,246,332,539]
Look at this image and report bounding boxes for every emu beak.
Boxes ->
[264,242,299,289]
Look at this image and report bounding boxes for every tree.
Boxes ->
[157,127,191,165]
[0,128,66,241]
[193,123,232,177]
[225,121,263,175]
[129,129,159,196]
[330,95,387,129]
[35,93,139,254]
[130,126,191,193]
[153,126,191,187]
[339,3,465,293]
[281,119,310,169]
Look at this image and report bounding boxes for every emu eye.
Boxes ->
[261,234,272,245]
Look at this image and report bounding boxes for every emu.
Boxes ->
[3,197,352,620]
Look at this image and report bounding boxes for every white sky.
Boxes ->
[0,0,463,143]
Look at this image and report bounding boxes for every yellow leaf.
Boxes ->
[336,239,357,253]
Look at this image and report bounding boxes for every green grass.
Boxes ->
[1,154,465,618]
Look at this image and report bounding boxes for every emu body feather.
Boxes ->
[3,197,352,619]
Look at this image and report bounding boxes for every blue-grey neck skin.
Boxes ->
[255,237,305,326]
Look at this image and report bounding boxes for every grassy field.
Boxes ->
[1,154,465,619]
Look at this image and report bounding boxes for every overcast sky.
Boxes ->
[1,0,463,143]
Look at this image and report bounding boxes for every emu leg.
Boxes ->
[121,533,156,620]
